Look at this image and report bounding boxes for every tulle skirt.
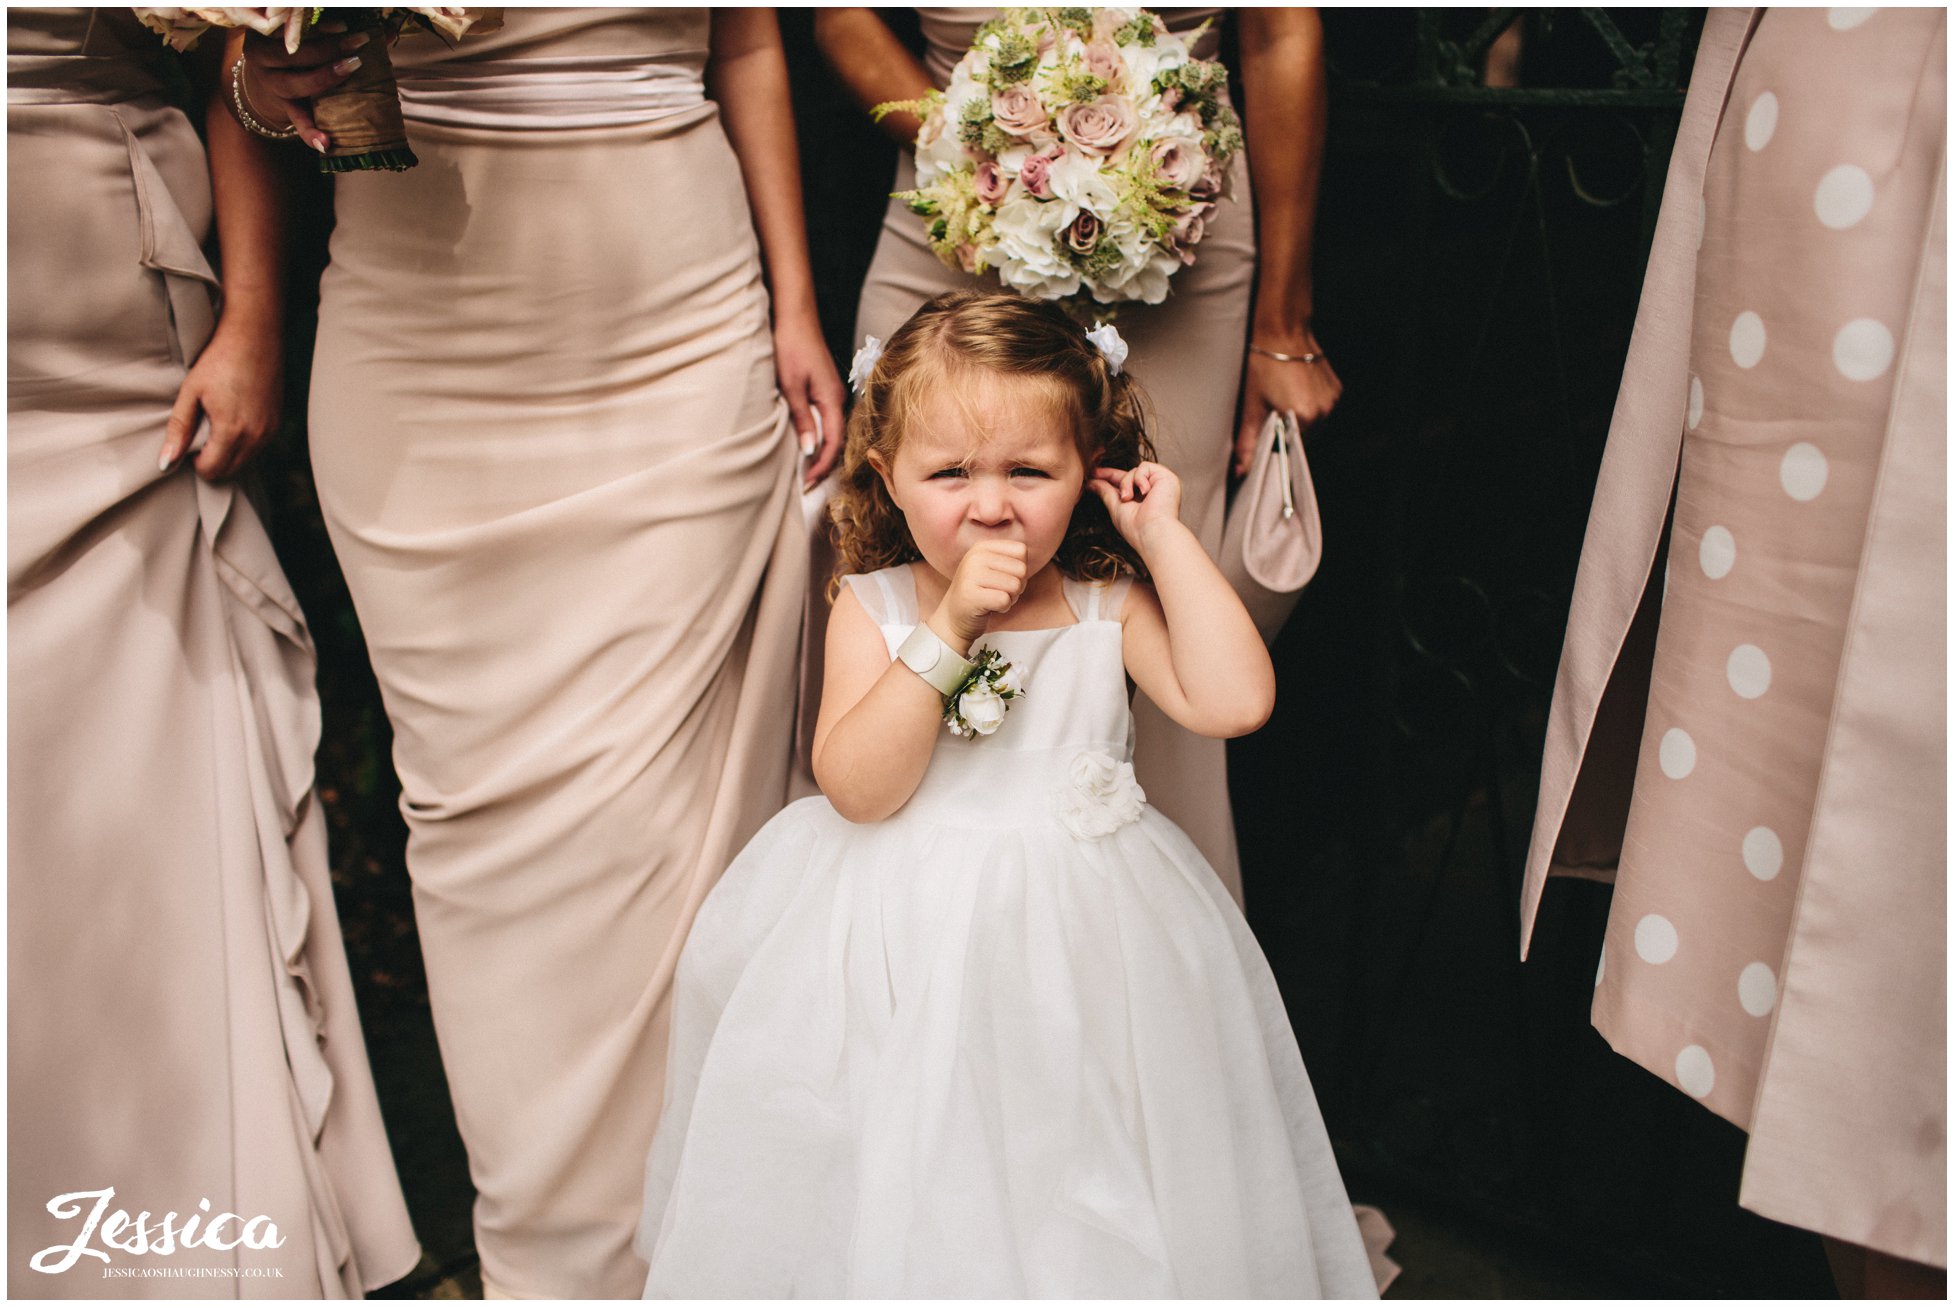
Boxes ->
[638,798,1376,1299]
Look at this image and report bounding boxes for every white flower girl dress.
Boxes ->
[637,565,1377,1299]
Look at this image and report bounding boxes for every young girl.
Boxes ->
[636,291,1375,1298]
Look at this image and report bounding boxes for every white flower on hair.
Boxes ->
[1085,322,1129,375]
[849,336,885,394]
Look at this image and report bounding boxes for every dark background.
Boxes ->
[253,9,1840,1297]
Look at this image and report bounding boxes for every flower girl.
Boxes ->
[637,291,1375,1298]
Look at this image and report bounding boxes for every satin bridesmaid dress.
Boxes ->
[306,9,805,1298]
[843,7,1253,905]
[8,7,419,1296]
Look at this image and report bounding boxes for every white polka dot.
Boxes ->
[1814,165,1875,229]
[1596,949,1606,987]
[1833,318,1896,380]
[1696,195,1707,250]
[1743,826,1784,881]
[1635,913,1679,964]
[1658,728,1696,779]
[1726,644,1772,699]
[1687,375,1704,429]
[1739,962,1778,1017]
[1676,1045,1716,1098]
[1828,8,1878,30]
[1729,311,1767,368]
[1699,525,1736,579]
[1745,92,1779,151]
[1780,442,1830,501]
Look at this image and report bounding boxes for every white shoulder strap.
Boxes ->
[1065,574,1133,622]
[840,566,916,626]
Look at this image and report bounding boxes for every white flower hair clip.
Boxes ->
[849,335,885,394]
[1086,322,1129,376]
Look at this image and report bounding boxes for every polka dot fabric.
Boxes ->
[1583,7,1945,1159]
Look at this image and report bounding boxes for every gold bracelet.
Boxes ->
[228,56,299,141]
[1248,343,1322,364]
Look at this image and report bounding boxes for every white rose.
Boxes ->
[959,686,1007,736]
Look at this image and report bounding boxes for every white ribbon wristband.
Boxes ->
[897,624,975,698]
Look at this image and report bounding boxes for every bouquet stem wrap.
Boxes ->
[313,18,416,173]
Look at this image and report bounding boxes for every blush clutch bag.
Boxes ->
[1219,410,1324,643]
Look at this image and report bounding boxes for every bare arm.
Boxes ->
[812,8,935,147]
[1233,8,1341,473]
[810,589,952,822]
[707,9,846,484]
[1090,466,1274,737]
[814,543,1028,821]
[162,34,287,479]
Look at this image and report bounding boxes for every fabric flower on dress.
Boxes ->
[849,336,884,394]
[1055,748,1145,839]
[1086,322,1128,375]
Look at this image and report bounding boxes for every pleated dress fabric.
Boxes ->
[1521,7,1945,1266]
[6,7,420,1297]
[639,568,1375,1299]
[305,9,804,1298]
[836,7,1251,905]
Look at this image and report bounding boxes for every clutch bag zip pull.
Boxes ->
[1273,411,1298,521]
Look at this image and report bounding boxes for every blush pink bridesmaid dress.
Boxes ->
[839,8,1252,906]
[7,6,418,1296]
[306,9,804,1299]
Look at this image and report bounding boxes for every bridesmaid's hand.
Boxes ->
[774,313,846,488]
[240,20,369,154]
[163,326,282,480]
[1233,327,1341,477]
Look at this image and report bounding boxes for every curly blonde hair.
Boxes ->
[829,290,1157,594]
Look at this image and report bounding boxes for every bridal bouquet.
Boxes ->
[132,7,495,172]
[878,7,1243,310]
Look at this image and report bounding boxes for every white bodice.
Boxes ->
[841,565,1139,831]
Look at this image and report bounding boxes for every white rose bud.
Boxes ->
[959,686,1007,736]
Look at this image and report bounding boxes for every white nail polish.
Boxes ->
[159,452,175,472]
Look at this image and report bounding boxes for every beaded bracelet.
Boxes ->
[228,56,298,141]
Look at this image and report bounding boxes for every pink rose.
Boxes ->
[1083,41,1124,88]
[1056,94,1139,157]
[1190,160,1224,203]
[974,161,1008,206]
[1168,204,1210,264]
[1149,137,1207,191]
[1018,148,1060,199]
[991,84,1049,138]
[1065,212,1102,255]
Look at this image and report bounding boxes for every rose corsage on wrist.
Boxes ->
[133,6,498,173]
[943,647,1023,739]
[875,7,1243,313]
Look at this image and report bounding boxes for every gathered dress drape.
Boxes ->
[7,6,420,1296]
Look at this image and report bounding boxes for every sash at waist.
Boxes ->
[7,54,169,106]
[396,53,707,130]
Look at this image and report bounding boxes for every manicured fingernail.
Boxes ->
[334,55,362,74]
[310,135,328,153]
[800,432,816,457]
[343,32,370,49]
[159,450,177,472]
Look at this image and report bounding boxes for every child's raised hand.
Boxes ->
[933,540,1028,647]
[1089,462,1182,550]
